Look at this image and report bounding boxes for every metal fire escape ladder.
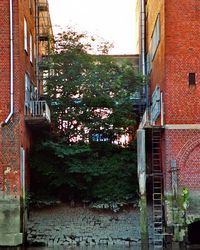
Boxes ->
[152,128,163,249]
[35,0,52,98]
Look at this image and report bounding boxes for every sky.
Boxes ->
[48,0,138,55]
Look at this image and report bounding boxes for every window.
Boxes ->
[29,0,33,14]
[30,33,33,62]
[30,82,36,100]
[146,14,160,72]
[189,73,196,85]
[146,52,152,73]
[34,42,36,61]
[25,73,30,106]
[24,18,28,52]
[151,85,161,122]
[151,14,160,60]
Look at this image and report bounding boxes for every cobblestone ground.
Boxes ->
[27,204,153,247]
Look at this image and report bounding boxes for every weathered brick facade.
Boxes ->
[138,0,200,244]
[0,0,35,193]
[0,0,51,246]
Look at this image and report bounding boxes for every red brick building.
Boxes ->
[0,0,51,246]
[137,0,200,248]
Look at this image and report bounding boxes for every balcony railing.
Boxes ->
[25,100,51,128]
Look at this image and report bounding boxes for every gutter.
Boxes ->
[140,0,150,124]
[3,0,14,125]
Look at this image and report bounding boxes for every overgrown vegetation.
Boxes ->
[30,139,137,203]
[30,29,141,204]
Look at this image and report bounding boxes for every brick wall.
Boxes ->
[163,129,200,192]
[146,0,200,190]
[146,0,165,98]
[146,0,200,125]
[0,1,51,245]
[165,0,200,124]
[0,1,10,122]
[0,0,36,195]
[145,0,200,230]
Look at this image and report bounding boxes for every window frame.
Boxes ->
[30,33,33,63]
[151,14,160,60]
[25,73,31,106]
[24,18,28,52]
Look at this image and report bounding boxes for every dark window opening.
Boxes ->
[188,221,200,244]
[189,73,196,85]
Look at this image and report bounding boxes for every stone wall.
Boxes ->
[27,204,153,247]
[0,196,23,246]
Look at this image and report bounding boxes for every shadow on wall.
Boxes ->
[188,220,200,245]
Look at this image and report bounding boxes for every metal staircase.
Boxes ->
[152,128,163,249]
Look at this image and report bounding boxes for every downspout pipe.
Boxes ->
[141,0,149,117]
[138,1,149,248]
[3,0,14,125]
[141,0,146,76]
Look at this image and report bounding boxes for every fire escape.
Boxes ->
[25,0,52,128]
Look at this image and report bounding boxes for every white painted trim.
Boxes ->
[164,124,200,130]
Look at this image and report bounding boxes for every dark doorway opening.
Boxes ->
[188,221,200,244]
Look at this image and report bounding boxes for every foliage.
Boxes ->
[45,28,142,143]
[30,140,138,202]
[30,29,141,203]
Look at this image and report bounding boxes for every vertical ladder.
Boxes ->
[152,128,163,249]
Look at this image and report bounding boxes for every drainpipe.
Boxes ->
[141,0,149,121]
[138,1,149,249]
[141,0,146,76]
[36,0,39,101]
[3,0,14,125]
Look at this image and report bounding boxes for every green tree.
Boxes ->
[46,29,140,143]
[30,140,138,202]
[30,29,141,203]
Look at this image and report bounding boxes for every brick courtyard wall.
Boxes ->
[146,0,165,94]
[0,0,37,245]
[0,1,10,123]
[163,128,200,230]
[163,129,200,192]
[144,0,200,235]
[164,0,200,124]
[0,0,36,195]
[146,0,200,195]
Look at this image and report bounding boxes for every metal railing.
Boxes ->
[25,100,51,122]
